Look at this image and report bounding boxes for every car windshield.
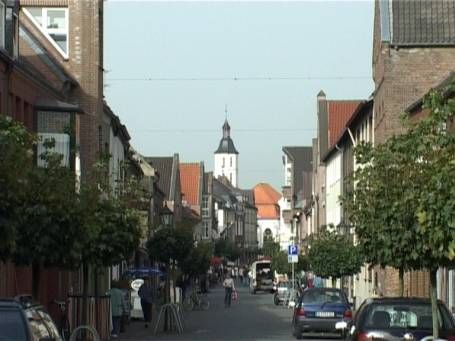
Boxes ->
[0,308,28,341]
[302,289,343,304]
[363,303,452,330]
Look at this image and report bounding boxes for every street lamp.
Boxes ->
[160,203,174,227]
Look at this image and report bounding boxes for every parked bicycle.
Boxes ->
[52,299,71,340]
[182,290,210,311]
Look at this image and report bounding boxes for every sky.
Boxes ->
[104,0,375,191]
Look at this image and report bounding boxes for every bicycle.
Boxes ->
[52,299,71,341]
[182,290,210,311]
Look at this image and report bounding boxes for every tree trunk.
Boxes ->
[32,263,41,300]
[429,268,439,339]
[399,268,404,297]
[82,263,89,339]
[165,262,171,331]
[331,277,337,288]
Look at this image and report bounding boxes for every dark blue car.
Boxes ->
[342,297,455,341]
[292,287,353,339]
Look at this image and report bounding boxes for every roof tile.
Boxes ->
[328,101,362,148]
[253,183,281,219]
[180,163,201,206]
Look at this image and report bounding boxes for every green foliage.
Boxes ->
[0,116,141,272]
[214,239,241,261]
[80,191,142,268]
[344,82,455,272]
[0,116,35,260]
[308,231,363,279]
[146,225,194,265]
[261,240,280,258]
[14,142,85,269]
[344,80,454,340]
[180,241,212,276]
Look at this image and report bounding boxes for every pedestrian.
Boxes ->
[239,267,244,285]
[223,273,235,308]
[109,281,126,339]
[138,278,153,328]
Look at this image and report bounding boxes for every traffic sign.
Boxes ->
[288,255,298,263]
[288,245,298,256]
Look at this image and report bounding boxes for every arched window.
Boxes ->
[263,228,273,242]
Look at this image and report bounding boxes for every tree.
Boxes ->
[308,231,363,288]
[261,240,280,258]
[214,239,241,261]
[344,83,455,338]
[0,116,35,260]
[13,139,86,299]
[181,241,212,277]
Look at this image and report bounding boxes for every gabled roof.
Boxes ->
[128,148,156,178]
[213,177,238,208]
[180,163,202,206]
[380,0,455,46]
[145,155,179,200]
[103,102,131,146]
[322,99,374,162]
[253,183,281,205]
[282,146,313,198]
[253,183,281,219]
[327,101,362,148]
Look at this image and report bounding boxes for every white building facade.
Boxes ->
[214,120,239,187]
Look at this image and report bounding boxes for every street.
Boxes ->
[120,285,340,341]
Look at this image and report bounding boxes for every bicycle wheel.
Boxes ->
[182,296,194,311]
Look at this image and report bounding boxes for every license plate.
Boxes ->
[316,311,335,318]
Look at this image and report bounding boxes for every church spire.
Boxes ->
[223,119,231,138]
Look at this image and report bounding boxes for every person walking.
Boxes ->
[109,281,126,339]
[138,278,154,328]
[223,273,235,308]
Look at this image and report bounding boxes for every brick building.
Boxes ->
[20,0,105,178]
[372,0,455,297]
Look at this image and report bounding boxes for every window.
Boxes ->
[201,195,209,218]
[230,156,232,167]
[222,157,225,167]
[0,2,5,49]
[203,220,209,238]
[24,7,69,57]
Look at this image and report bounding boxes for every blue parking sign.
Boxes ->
[288,245,298,256]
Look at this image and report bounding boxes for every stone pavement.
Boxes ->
[117,284,296,341]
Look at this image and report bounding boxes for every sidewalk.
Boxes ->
[118,286,222,341]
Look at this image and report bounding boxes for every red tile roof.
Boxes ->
[253,183,281,219]
[180,163,201,206]
[328,101,362,148]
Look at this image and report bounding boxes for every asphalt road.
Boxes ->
[120,284,338,341]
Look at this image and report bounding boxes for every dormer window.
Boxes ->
[23,7,68,58]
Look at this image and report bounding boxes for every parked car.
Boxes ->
[292,287,353,339]
[274,281,290,305]
[338,297,455,341]
[0,295,62,341]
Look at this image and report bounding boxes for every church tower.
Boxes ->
[214,119,239,187]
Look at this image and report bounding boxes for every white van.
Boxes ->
[249,260,273,294]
